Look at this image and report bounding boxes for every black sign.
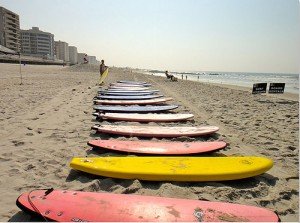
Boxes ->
[269,83,285,94]
[252,83,267,94]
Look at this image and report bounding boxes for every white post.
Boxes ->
[19,53,22,85]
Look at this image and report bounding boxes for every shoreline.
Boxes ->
[142,72,299,101]
[195,80,299,102]
[0,63,298,222]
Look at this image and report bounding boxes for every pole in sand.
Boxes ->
[19,53,22,85]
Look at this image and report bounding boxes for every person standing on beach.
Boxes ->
[99,59,108,85]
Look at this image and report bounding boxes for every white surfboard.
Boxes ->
[98,113,194,122]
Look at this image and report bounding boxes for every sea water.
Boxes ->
[143,70,299,94]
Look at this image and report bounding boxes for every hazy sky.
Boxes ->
[1,0,299,73]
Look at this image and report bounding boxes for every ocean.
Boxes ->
[142,70,299,94]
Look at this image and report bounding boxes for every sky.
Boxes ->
[1,0,299,73]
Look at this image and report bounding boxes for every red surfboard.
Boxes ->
[17,189,279,222]
[87,139,227,154]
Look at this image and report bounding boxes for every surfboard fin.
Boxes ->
[44,188,54,196]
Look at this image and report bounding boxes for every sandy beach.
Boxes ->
[0,63,298,221]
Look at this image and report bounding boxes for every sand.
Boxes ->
[0,63,298,222]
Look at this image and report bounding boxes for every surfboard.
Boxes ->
[97,112,193,121]
[92,124,218,137]
[109,86,150,90]
[111,83,151,87]
[16,189,279,222]
[88,139,226,154]
[93,105,178,113]
[70,156,273,181]
[95,94,163,100]
[118,80,147,85]
[98,68,109,85]
[99,91,155,96]
[94,97,173,105]
[103,88,155,92]
[99,89,159,94]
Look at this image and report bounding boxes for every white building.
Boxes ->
[68,46,78,65]
[88,55,97,64]
[55,40,69,62]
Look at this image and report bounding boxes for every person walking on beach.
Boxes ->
[99,59,108,85]
[100,59,108,76]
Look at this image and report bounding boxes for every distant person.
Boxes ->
[100,60,108,75]
[83,54,88,64]
[99,59,108,85]
[165,70,177,81]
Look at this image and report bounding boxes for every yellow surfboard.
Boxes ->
[99,68,109,85]
[70,157,273,181]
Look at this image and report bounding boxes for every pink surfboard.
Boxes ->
[94,97,173,105]
[16,189,279,222]
[88,139,227,154]
[97,113,194,122]
[92,124,219,137]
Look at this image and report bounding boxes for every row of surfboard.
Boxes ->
[16,80,279,221]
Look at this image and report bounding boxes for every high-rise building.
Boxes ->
[68,46,78,65]
[0,6,20,52]
[20,27,54,59]
[55,40,69,62]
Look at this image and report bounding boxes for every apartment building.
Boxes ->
[68,46,78,65]
[20,27,54,59]
[55,40,69,62]
[0,6,20,52]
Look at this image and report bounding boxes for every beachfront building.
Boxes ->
[88,55,97,64]
[77,52,86,64]
[68,46,78,65]
[20,27,55,59]
[55,40,69,62]
[0,6,20,52]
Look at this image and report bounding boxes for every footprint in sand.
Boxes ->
[0,156,11,161]
[11,140,25,146]
[268,147,279,151]
[24,164,35,171]
[279,189,298,200]
[47,160,59,165]
[9,168,20,175]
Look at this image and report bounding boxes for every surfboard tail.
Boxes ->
[99,68,109,85]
